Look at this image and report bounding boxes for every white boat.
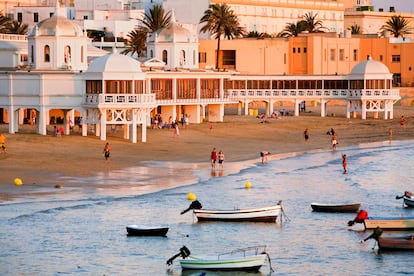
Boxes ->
[167,246,271,272]
[181,200,283,223]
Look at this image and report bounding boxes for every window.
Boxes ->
[81,46,84,63]
[304,47,307,54]
[392,55,401,62]
[339,49,344,61]
[298,48,301,54]
[330,49,335,61]
[353,49,358,61]
[162,50,168,64]
[221,50,236,66]
[180,50,186,66]
[379,55,383,61]
[199,52,207,63]
[17,12,22,22]
[64,46,71,64]
[49,12,54,18]
[34,12,39,23]
[44,45,50,62]
[293,48,296,54]
[83,15,88,20]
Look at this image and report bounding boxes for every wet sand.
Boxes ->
[1,105,414,202]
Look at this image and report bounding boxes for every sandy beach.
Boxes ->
[1,105,414,201]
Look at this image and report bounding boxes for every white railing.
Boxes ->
[226,89,400,100]
[84,93,156,105]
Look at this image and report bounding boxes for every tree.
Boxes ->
[138,4,172,33]
[245,30,271,38]
[277,21,307,38]
[302,12,325,33]
[6,20,28,35]
[121,28,148,57]
[0,12,12,33]
[199,3,245,70]
[348,24,361,35]
[380,15,412,38]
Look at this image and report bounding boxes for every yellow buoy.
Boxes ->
[245,181,252,189]
[187,192,196,201]
[14,178,23,186]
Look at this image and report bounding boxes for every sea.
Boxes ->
[1,139,414,276]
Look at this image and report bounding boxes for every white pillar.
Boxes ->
[131,109,137,143]
[39,107,47,135]
[141,110,147,143]
[100,109,106,141]
[361,100,367,120]
[244,100,249,115]
[320,100,326,117]
[346,101,351,119]
[8,107,16,134]
[269,99,274,115]
[294,99,300,116]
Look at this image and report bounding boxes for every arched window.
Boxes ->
[180,50,186,66]
[162,50,168,64]
[44,45,50,62]
[150,50,153,58]
[81,46,84,63]
[64,45,71,64]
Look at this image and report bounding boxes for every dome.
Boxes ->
[350,58,391,75]
[154,22,191,43]
[28,15,83,37]
[87,52,142,73]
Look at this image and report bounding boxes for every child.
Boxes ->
[342,154,347,174]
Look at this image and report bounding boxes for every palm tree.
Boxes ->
[199,3,245,69]
[348,24,361,35]
[0,12,12,33]
[5,20,28,35]
[380,15,412,38]
[138,4,172,33]
[245,30,271,38]
[302,12,325,33]
[121,28,148,57]
[277,21,307,38]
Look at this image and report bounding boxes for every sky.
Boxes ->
[371,0,414,14]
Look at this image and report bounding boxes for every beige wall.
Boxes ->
[199,34,414,85]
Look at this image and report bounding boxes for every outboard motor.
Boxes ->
[180,200,202,215]
[166,246,191,266]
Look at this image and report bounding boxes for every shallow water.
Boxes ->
[1,140,414,275]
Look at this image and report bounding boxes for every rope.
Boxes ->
[266,252,274,272]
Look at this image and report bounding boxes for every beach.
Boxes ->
[1,105,414,202]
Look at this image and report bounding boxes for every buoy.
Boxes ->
[55,184,63,189]
[14,178,23,186]
[187,192,196,201]
[245,181,252,189]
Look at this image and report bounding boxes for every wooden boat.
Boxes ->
[193,203,282,223]
[378,235,414,251]
[126,225,169,236]
[363,217,414,231]
[167,246,270,272]
[310,202,360,213]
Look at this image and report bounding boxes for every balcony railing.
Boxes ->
[84,93,156,106]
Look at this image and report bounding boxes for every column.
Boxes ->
[39,106,47,135]
[141,110,147,143]
[131,109,137,143]
[320,99,326,117]
[8,106,15,134]
[361,100,367,120]
[100,109,106,141]
[346,100,351,119]
[294,99,300,116]
[244,100,249,116]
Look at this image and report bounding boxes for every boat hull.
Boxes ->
[311,203,360,213]
[193,205,281,223]
[379,236,414,250]
[364,217,414,231]
[403,196,414,207]
[180,254,267,271]
[126,225,169,236]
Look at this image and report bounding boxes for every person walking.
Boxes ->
[342,154,347,174]
[304,128,310,142]
[103,142,111,162]
[332,133,338,150]
[218,150,225,170]
[260,151,270,164]
[211,148,217,170]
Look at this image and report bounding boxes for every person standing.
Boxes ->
[174,122,180,137]
[304,128,310,142]
[103,142,111,162]
[342,154,347,174]
[0,133,6,154]
[260,151,270,164]
[218,150,225,170]
[332,133,338,150]
[211,148,217,170]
